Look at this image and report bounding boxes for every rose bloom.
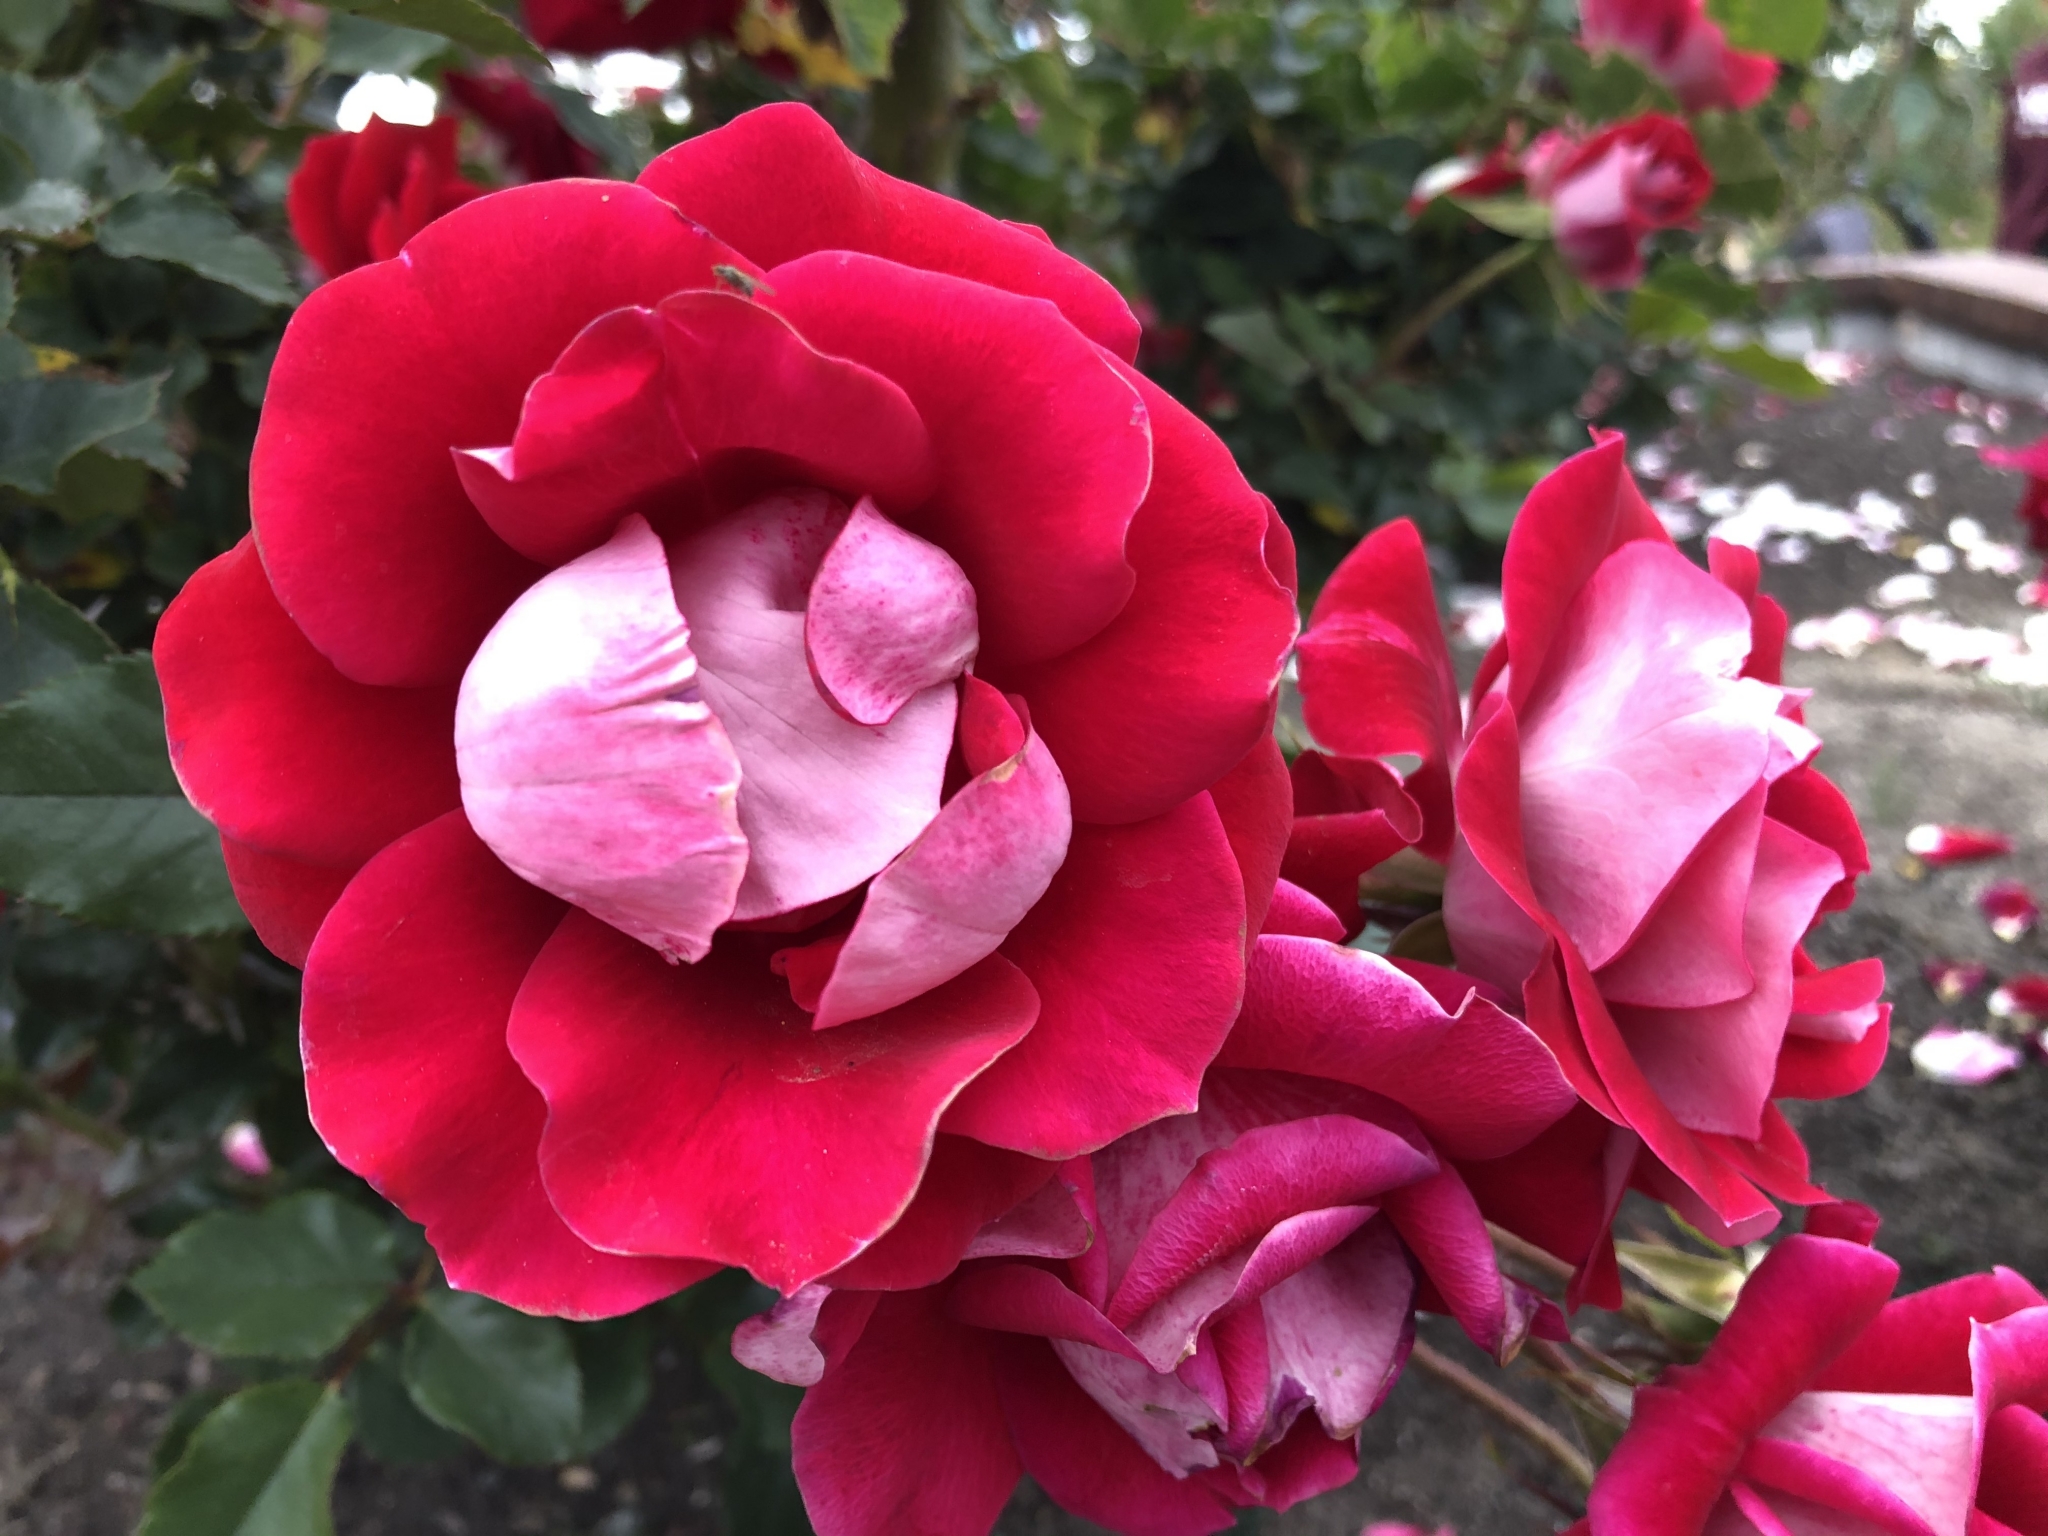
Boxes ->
[1530,116,1713,290]
[729,897,1574,1536]
[442,66,600,183]
[1586,1231,2048,1536]
[1981,437,2048,553]
[523,0,738,54]
[1580,0,1777,114]
[285,115,482,280]
[1293,436,1885,1306]
[158,104,1297,1318]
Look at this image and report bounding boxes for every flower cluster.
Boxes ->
[165,99,2048,1536]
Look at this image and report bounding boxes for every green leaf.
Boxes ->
[1708,342,1828,400]
[1204,308,1313,388]
[0,179,90,236]
[0,371,161,496]
[312,0,545,63]
[0,652,246,931]
[99,190,296,307]
[0,72,104,182]
[323,13,451,75]
[0,0,74,62]
[567,1316,653,1457]
[402,1290,583,1464]
[1615,1239,1750,1321]
[0,568,114,705]
[138,1379,353,1536]
[131,1191,398,1358]
[346,1345,467,1465]
[1640,257,1753,319]
[1627,288,1711,343]
[0,247,12,328]
[1692,111,1783,218]
[821,0,904,79]
[1706,0,1827,62]
[1452,195,1552,239]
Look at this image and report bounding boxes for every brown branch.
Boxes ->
[1409,1339,1596,1490]
[0,1068,125,1152]
[326,1252,438,1386]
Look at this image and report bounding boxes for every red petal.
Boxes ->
[457,292,933,568]
[1769,765,1868,913]
[767,251,1148,670]
[1297,519,1461,857]
[285,133,355,279]
[944,795,1246,1158]
[218,836,355,968]
[301,811,708,1318]
[822,1136,1058,1292]
[791,1288,1021,1536]
[1206,730,1292,942]
[1772,1007,1891,1100]
[254,181,752,686]
[506,915,1038,1292]
[1814,1267,2046,1394]
[1456,1104,1636,1314]
[997,369,1297,825]
[990,1335,1241,1536]
[1980,1404,2048,1536]
[157,537,459,865]
[1281,752,1423,935]
[637,103,1139,358]
[1905,823,2013,865]
[524,0,740,52]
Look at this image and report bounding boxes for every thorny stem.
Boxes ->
[1488,1221,1574,1286]
[1409,1339,1597,1491]
[1375,241,1541,378]
[0,1067,126,1152]
[326,1252,439,1386]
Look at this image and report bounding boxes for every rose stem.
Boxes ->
[1408,1339,1597,1490]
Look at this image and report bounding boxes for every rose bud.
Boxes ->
[286,116,484,281]
[157,105,1298,1319]
[1907,823,2015,865]
[1578,0,1777,114]
[1982,879,2041,942]
[1538,115,1714,290]
[1294,435,1883,1304]
[1586,1234,2048,1535]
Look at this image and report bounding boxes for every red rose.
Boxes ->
[1588,1233,2048,1536]
[442,67,601,183]
[157,104,1297,1318]
[1580,0,1777,115]
[727,895,1572,1536]
[285,115,484,281]
[1982,436,2048,552]
[523,0,739,55]
[1536,115,1713,289]
[1293,437,1883,1305]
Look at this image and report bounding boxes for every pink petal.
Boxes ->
[809,683,1071,1028]
[1981,881,2040,943]
[1819,1269,2047,1396]
[1380,1164,1531,1364]
[805,498,978,726]
[1223,935,1578,1162]
[1261,879,1347,941]
[1788,958,1887,1044]
[301,812,710,1318]
[668,491,959,921]
[1050,1335,1225,1475]
[1910,1027,2024,1086]
[1516,539,1788,968]
[505,912,1038,1292]
[455,516,748,962]
[1259,1219,1417,1437]
[1990,976,2048,1022]
[1980,1405,2048,1536]
[454,291,934,569]
[791,1288,1021,1536]
[1755,1391,1978,1536]
[1614,816,1848,1138]
[732,1284,832,1387]
[1906,824,2013,865]
[948,1263,1149,1362]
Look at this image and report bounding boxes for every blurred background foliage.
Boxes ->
[0,0,2038,1530]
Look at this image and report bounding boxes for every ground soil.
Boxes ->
[5,354,2048,1535]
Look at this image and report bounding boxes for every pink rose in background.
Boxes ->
[1294,436,1885,1305]
[730,896,1576,1536]
[1981,436,2048,552]
[1580,0,1777,114]
[1535,115,1713,289]
[1406,146,1525,216]
[1586,1233,2048,1536]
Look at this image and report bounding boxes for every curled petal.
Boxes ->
[456,515,748,962]
[733,1284,833,1387]
[812,683,1070,1028]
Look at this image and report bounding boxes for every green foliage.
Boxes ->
[132,1191,400,1358]
[313,0,547,63]
[1707,0,1829,62]
[401,1289,587,1464]
[137,1379,353,1536]
[98,190,296,306]
[823,0,906,79]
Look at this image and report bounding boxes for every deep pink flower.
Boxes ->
[729,908,1574,1536]
[1538,116,1713,289]
[1983,880,2041,942]
[1293,436,1883,1306]
[1982,437,2048,552]
[157,105,1297,1318]
[522,0,739,54]
[1586,1234,2048,1536]
[285,116,484,280]
[442,67,600,183]
[1580,0,1778,114]
[1909,823,2015,865]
